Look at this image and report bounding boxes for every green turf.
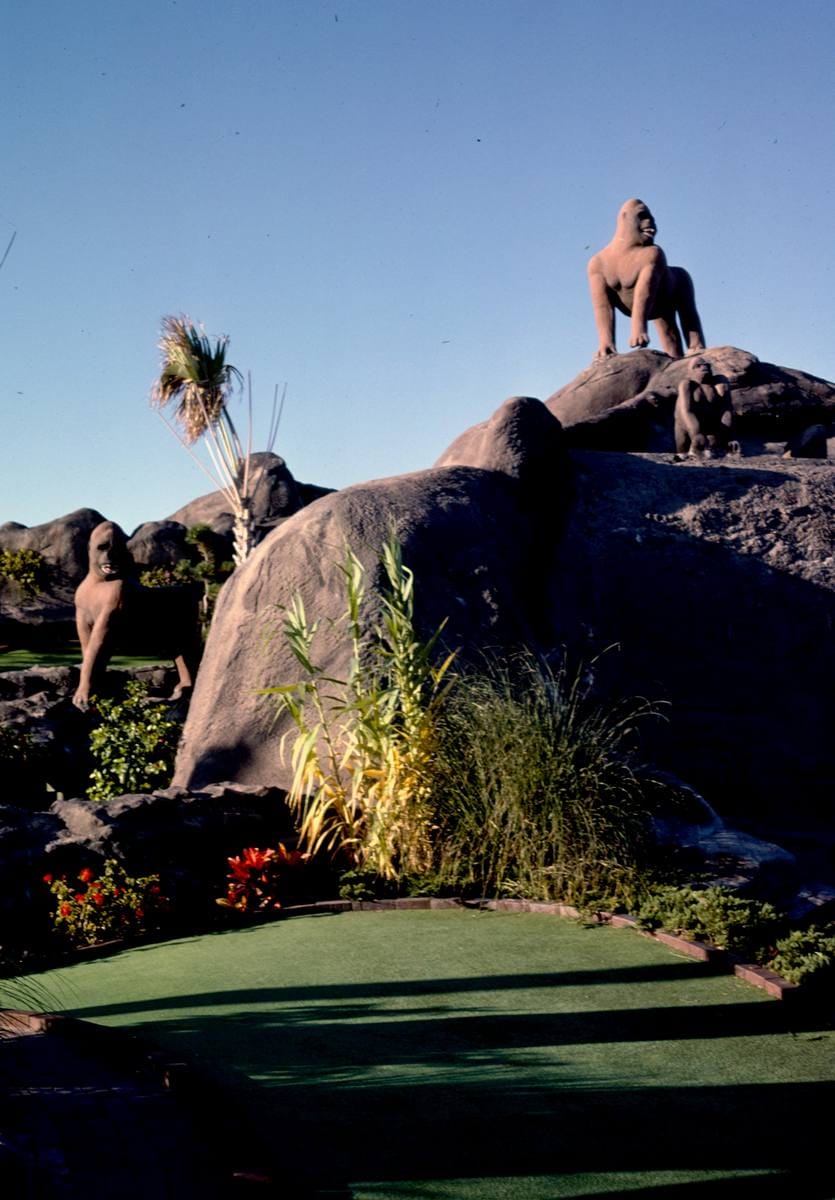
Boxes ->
[14,910,835,1196]
[0,649,165,671]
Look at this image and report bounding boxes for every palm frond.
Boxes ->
[151,314,243,443]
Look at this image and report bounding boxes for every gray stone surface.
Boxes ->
[0,508,107,592]
[547,346,835,452]
[126,519,192,568]
[167,450,305,537]
[175,432,835,826]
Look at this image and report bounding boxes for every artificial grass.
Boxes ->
[16,910,835,1197]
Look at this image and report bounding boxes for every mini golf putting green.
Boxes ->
[24,909,835,1196]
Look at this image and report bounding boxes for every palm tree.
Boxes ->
[152,315,269,566]
[152,315,243,443]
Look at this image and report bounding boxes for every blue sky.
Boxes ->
[3,0,834,532]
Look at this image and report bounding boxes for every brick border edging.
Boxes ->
[276,896,802,1000]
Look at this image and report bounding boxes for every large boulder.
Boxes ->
[175,387,835,824]
[0,508,106,591]
[126,520,192,569]
[0,508,107,647]
[547,346,835,452]
[435,394,567,495]
[167,451,306,537]
[174,397,568,790]
[544,451,835,820]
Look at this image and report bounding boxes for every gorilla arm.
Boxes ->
[587,253,617,359]
[628,245,669,350]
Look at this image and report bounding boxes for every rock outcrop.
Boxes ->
[174,397,568,791]
[547,346,835,453]
[0,508,107,590]
[167,451,318,537]
[0,509,108,648]
[174,387,835,826]
[0,455,332,646]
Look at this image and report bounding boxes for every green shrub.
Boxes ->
[266,535,455,881]
[139,560,194,588]
[636,885,782,959]
[427,654,665,910]
[770,925,835,987]
[87,681,181,801]
[0,548,49,599]
[45,861,168,946]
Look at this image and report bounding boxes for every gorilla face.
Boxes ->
[620,198,657,246]
[88,521,130,580]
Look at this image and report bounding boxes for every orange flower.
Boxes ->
[60,904,72,917]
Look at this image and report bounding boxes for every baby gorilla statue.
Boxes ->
[674,358,740,460]
[587,198,706,359]
[73,521,201,711]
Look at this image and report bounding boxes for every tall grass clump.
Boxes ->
[428,654,664,909]
[266,536,455,881]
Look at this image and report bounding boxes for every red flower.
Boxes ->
[148,884,161,895]
[74,892,85,903]
[92,892,105,906]
[60,903,72,917]
[78,867,94,883]
[42,874,53,884]
[134,907,144,920]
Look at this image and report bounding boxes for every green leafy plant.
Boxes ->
[87,681,181,802]
[266,535,455,882]
[45,861,168,946]
[770,925,835,987]
[427,653,666,910]
[217,843,309,913]
[139,560,195,588]
[636,885,782,960]
[0,547,49,599]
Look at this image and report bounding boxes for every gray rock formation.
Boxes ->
[174,390,835,827]
[547,346,835,453]
[0,509,108,648]
[0,783,292,950]
[126,520,192,569]
[167,451,307,538]
[0,508,107,590]
[174,397,567,791]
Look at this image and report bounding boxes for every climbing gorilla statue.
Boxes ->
[73,520,201,711]
[587,198,706,360]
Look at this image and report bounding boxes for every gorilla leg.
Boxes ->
[670,267,705,352]
[653,314,684,358]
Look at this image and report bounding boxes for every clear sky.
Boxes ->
[3,0,834,533]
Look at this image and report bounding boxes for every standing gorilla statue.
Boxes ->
[587,199,706,360]
[73,520,201,711]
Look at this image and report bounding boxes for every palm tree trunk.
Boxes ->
[233,497,255,567]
